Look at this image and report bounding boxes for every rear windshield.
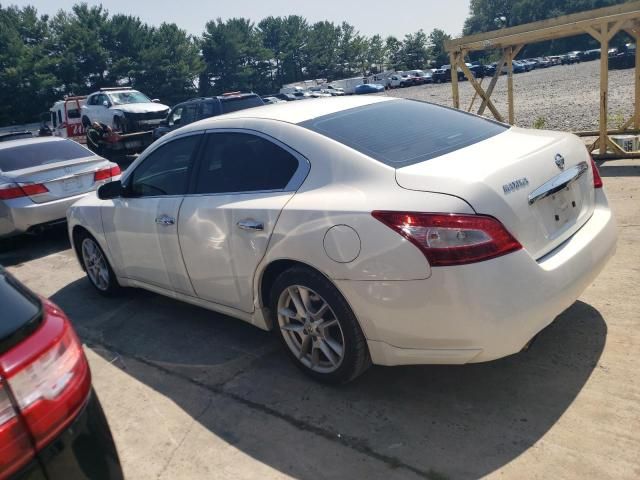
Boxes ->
[0,270,40,350]
[300,100,508,168]
[0,140,92,172]
[221,96,264,114]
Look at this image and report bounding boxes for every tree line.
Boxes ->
[0,0,632,126]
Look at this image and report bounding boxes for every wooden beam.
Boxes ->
[467,77,485,112]
[629,27,640,130]
[445,1,640,52]
[507,46,515,125]
[458,61,505,122]
[607,136,628,155]
[606,19,628,41]
[511,44,524,59]
[600,22,610,154]
[574,127,640,136]
[584,24,603,41]
[478,49,508,116]
[450,51,460,109]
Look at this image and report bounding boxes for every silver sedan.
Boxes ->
[0,137,120,238]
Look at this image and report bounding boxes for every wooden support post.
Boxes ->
[478,50,508,116]
[636,36,640,130]
[507,46,515,125]
[600,22,609,154]
[627,27,640,129]
[459,61,505,122]
[450,51,460,109]
[468,77,484,112]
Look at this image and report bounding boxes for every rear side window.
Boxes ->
[0,140,92,172]
[200,101,219,118]
[195,132,298,194]
[300,100,508,168]
[220,96,264,114]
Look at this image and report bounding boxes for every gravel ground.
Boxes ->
[379,60,636,132]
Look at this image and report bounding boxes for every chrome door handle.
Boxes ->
[155,215,175,226]
[237,219,264,231]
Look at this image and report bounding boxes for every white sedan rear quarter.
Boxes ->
[67,96,617,383]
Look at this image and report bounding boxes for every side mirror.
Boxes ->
[102,100,109,107]
[97,180,123,200]
[151,98,160,103]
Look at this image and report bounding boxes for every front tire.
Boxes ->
[78,231,121,296]
[270,267,371,384]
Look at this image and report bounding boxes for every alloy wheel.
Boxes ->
[81,238,110,291]
[277,285,345,373]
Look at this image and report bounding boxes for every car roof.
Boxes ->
[188,95,397,126]
[0,136,67,151]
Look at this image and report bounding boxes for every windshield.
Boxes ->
[0,140,93,172]
[300,100,508,168]
[109,90,151,105]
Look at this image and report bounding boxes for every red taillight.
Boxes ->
[372,211,522,267]
[0,183,48,200]
[590,156,603,189]
[0,382,34,478]
[94,165,121,182]
[0,300,91,454]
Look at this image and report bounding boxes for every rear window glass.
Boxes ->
[0,270,40,347]
[301,100,508,168]
[0,140,92,172]
[220,96,264,114]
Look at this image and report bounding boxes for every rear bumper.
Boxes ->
[336,190,617,366]
[0,194,88,238]
[13,389,123,480]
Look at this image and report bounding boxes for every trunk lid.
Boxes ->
[6,156,110,203]
[395,128,596,260]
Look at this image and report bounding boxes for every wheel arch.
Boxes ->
[257,259,356,329]
[71,225,92,271]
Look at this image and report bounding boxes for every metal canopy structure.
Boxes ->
[444,1,640,159]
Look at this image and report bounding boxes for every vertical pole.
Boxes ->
[634,29,640,130]
[450,51,460,109]
[600,22,609,154]
[507,47,515,125]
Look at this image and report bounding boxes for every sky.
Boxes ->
[8,0,472,39]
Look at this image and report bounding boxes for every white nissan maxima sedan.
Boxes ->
[67,96,617,383]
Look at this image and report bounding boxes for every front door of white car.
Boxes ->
[178,131,308,313]
[102,133,203,294]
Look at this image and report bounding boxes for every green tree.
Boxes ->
[0,5,57,125]
[400,30,430,69]
[428,28,451,67]
[134,23,202,105]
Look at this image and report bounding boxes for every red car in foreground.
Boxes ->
[0,267,123,480]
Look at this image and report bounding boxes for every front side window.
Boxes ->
[181,104,198,125]
[168,107,183,127]
[195,132,299,194]
[128,135,200,197]
[200,100,218,118]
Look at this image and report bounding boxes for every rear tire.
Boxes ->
[77,231,121,296]
[270,266,371,384]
